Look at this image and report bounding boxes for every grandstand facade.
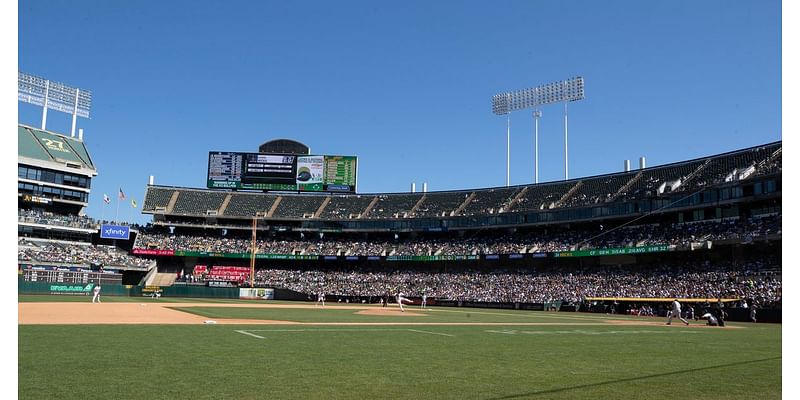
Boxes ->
[141,141,781,232]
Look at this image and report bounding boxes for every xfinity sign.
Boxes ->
[100,224,130,240]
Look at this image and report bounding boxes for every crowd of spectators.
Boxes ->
[18,238,153,269]
[18,209,98,230]
[134,214,780,256]
[251,259,781,307]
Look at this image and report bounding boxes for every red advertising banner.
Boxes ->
[132,248,175,256]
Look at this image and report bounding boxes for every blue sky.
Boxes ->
[17,0,781,225]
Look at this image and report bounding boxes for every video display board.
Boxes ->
[207,151,357,193]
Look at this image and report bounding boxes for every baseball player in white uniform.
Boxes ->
[396,292,413,312]
[666,299,689,325]
[92,284,102,303]
[316,292,325,307]
[421,293,427,309]
[701,312,719,326]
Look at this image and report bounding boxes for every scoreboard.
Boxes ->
[207,151,357,193]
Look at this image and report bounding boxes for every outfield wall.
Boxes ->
[19,279,143,297]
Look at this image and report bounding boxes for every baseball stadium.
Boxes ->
[18,114,782,399]
[17,3,784,398]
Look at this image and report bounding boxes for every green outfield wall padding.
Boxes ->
[160,285,239,299]
[19,279,143,296]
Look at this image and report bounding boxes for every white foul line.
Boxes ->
[406,329,455,337]
[237,328,455,337]
[235,330,265,339]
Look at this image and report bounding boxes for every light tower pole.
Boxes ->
[492,76,584,182]
[533,109,541,183]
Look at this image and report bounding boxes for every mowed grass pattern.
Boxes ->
[19,299,781,400]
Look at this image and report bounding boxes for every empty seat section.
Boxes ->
[561,173,634,208]
[511,182,575,212]
[224,193,277,217]
[272,195,326,218]
[415,192,471,217]
[320,195,374,219]
[143,187,175,211]
[461,187,520,216]
[171,190,227,215]
[368,194,423,219]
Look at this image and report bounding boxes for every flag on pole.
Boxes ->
[119,188,126,200]
[103,194,111,204]
[131,199,138,208]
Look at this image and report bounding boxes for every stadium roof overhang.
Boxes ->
[18,124,98,177]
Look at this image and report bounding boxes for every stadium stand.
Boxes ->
[614,160,705,201]
[679,143,781,193]
[460,187,520,216]
[414,191,473,218]
[143,186,177,212]
[560,173,635,208]
[506,181,576,212]
[252,258,781,306]
[132,214,779,256]
[367,194,424,219]
[271,194,327,219]
[19,238,153,269]
[18,209,97,230]
[223,193,278,217]
[319,194,375,219]
[171,189,228,215]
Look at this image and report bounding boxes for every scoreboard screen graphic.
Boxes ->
[207,151,357,193]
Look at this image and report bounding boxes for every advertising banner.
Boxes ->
[296,155,324,191]
[239,288,275,300]
[49,283,94,295]
[552,245,671,258]
[100,224,130,240]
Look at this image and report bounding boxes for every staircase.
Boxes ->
[610,171,642,202]
[314,196,332,218]
[503,187,529,212]
[410,195,427,217]
[218,194,233,216]
[165,191,180,213]
[453,192,476,216]
[266,196,282,217]
[555,181,583,208]
[360,196,379,218]
[146,272,177,287]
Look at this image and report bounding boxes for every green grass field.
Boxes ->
[18,295,781,399]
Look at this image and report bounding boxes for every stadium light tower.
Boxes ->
[491,93,512,186]
[18,72,92,138]
[492,76,584,181]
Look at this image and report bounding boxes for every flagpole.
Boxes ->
[115,196,120,223]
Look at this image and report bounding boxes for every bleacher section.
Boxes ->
[320,195,374,219]
[223,193,278,217]
[616,160,705,200]
[460,187,520,216]
[171,190,228,215]
[561,173,634,208]
[679,143,781,193]
[509,181,575,212]
[141,141,781,221]
[415,191,472,217]
[368,194,424,219]
[143,187,177,212]
[272,195,327,219]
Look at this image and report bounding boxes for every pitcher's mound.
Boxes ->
[356,308,427,317]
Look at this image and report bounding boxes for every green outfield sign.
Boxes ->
[49,283,94,294]
[552,245,671,258]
